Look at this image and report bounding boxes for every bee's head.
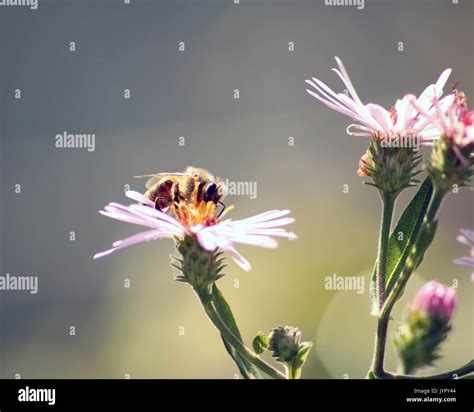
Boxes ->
[203,180,227,203]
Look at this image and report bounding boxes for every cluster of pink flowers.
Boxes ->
[306,57,473,166]
[307,57,473,283]
[412,91,474,166]
[305,57,453,143]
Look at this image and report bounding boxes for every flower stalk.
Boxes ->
[173,234,288,379]
[370,185,448,378]
[375,192,396,311]
[194,287,287,380]
[380,360,474,379]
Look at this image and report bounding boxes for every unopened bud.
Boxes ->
[394,281,457,374]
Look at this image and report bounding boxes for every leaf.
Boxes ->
[292,342,313,379]
[211,285,259,379]
[252,331,269,355]
[370,177,433,315]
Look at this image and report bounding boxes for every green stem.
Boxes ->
[369,192,396,376]
[370,315,390,377]
[370,187,447,378]
[379,360,474,379]
[425,187,445,223]
[195,289,286,380]
[286,362,295,379]
[376,192,396,311]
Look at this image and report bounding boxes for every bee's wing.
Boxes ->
[134,172,187,189]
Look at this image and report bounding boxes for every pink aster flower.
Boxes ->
[94,191,296,272]
[305,57,453,143]
[453,228,474,282]
[410,281,457,324]
[410,92,474,166]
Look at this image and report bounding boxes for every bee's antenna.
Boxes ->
[217,201,226,218]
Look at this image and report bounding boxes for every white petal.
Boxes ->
[225,246,252,272]
[337,94,382,131]
[126,190,154,206]
[129,204,185,232]
[234,209,291,224]
[415,84,438,113]
[434,68,452,93]
[308,77,360,118]
[196,230,219,251]
[366,104,392,136]
[226,234,278,248]
[235,228,297,239]
[346,124,373,137]
[333,56,364,107]
[100,209,152,227]
[230,218,295,230]
[112,229,175,248]
[306,87,358,119]
[94,228,179,260]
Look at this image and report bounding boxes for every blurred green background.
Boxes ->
[0,0,472,378]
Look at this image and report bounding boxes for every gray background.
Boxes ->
[0,0,472,378]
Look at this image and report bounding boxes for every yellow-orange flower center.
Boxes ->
[173,199,219,227]
[172,182,233,228]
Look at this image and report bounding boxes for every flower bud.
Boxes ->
[357,151,373,177]
[410,281,457,323]
[394,281,457,374]
[268,326,301,362]
[360,136,422,195]
[428,135,473,192]
[172,235,225,294]
[268,326,313,379]
[426,95,474,191]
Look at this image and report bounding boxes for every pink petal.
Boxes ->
[453,257,474,268]
[458,229,474,245]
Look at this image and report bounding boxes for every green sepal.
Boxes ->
[290,341,313,379]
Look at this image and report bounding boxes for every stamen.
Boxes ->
[390,106,398,125]
[171,183,222,228]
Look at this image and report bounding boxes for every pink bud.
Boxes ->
[410,281,457,323]
[462,110,474,126]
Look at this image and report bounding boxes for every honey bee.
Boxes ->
[134,166,228,213]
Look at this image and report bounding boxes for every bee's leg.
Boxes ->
[173,183,181,206]
[153,198,164,211]
[217,201,226,218]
